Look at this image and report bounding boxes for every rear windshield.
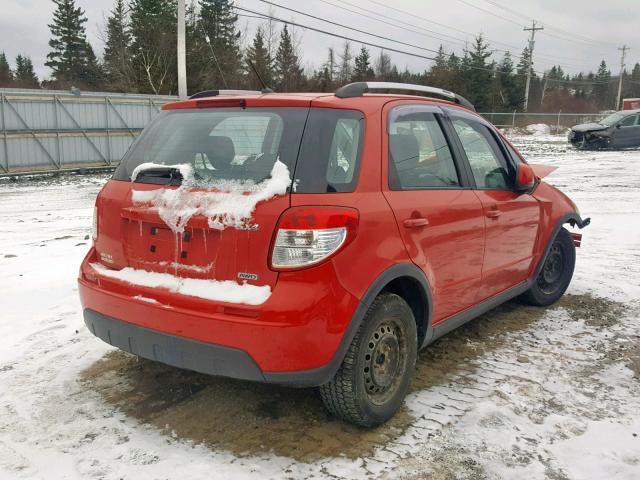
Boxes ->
[113,107,364,193]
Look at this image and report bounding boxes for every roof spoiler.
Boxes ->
[189,88,273,99]
[334,82,475,111]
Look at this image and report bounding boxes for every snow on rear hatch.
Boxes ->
[131,159,291,232]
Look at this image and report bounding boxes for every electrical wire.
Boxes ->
[331,0,597,70]
[234,3,616,85]
[256,0,441,56]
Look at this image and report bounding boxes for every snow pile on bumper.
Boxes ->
[90,263,271,305]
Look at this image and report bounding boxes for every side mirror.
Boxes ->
[515,163,536,192]
[616,123,622,129]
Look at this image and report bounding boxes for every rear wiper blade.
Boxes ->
[132,167,184,185]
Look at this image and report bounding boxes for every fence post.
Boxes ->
[53,95,61,169]
[512,110,516,128]
[1,93,8,173]
[557,110,562,134]
[104,97,111,165]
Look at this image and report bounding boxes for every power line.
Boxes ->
[453,0,524,27]
[234,3,616,86]
[480,0,619,50]
[255,0,442,56]
[231,4,436,62]
[463,0,617,56]
[331,0,598,70]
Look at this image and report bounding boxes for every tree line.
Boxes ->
[1,0,639,113]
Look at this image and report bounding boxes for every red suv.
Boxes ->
[79,82,589,426]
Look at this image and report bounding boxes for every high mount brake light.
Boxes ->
[195,98,247,108]
[270,207,359,270]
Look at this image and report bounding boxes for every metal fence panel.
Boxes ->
[480,112,607,132]
[0,88,176,174]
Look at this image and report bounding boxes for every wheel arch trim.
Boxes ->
[263,263,433,386]
[533,211,588,280]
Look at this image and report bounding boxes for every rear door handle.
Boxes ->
[403,217,429,228]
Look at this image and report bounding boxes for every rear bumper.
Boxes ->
[84,308,266,382]
[78,248,361,387]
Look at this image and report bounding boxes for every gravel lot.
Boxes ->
[0,134,638,479]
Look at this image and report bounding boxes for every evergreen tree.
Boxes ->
[434,45,447,69]
[352,46,374,82]
[495,52,522,111]
[627,62,640,98]
[461,35,493,111]
[103,0,132,91]
[245,27,274,89]
[46,0,102,87]
[194,0,242,91]
[274,25,304,91]
[0,52,14,87]
[14,55,40,88]
[129,0,177,94]
[428,45,455,90]
[593,60,611,109]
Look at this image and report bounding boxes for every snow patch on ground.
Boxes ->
[131,160,290,233]
[526,123,551,136]
[1,139,639,479]
[91,263,271,305]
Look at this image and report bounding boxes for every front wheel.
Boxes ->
[319,293,417,427]
[520,227,576,306]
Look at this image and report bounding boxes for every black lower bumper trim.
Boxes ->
[83,309,266,382]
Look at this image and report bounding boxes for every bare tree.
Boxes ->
[338,40,353,85]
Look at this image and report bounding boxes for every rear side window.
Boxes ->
[113,107,308,184]
[619,115,638,127]
[451,118,512,190]
[294,109,364,193]
[388,110,459,189]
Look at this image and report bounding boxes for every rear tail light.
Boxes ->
[92,206,98,241]
[270,207,359,270]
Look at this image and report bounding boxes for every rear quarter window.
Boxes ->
[294,109,364,193]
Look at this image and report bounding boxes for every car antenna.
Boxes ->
[247,59,274,94]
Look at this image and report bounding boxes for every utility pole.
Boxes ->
[615,45,630,110]
[177,0,187,98]
[523,21,544,112]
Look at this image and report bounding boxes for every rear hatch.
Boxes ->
[94,105,310,290]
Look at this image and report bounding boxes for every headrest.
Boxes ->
[204,136,235,169]
[389,134,420,173]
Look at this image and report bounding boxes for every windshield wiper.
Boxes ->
[133,167,184,185]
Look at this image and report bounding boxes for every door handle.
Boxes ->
[403,217,429,228]
[486,207,502,219]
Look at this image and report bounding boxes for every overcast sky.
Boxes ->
[1,0,638,81]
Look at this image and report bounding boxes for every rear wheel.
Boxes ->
[521,227,575,306]
[319,293,417,427]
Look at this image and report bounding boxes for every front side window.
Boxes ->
[599,112,626,127]
[452,118,512,190]
[388,110,459,190]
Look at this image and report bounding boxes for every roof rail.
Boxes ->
[189,88,273,99]
[334,82,475,111]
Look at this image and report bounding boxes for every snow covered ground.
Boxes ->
[0,135,639,479]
